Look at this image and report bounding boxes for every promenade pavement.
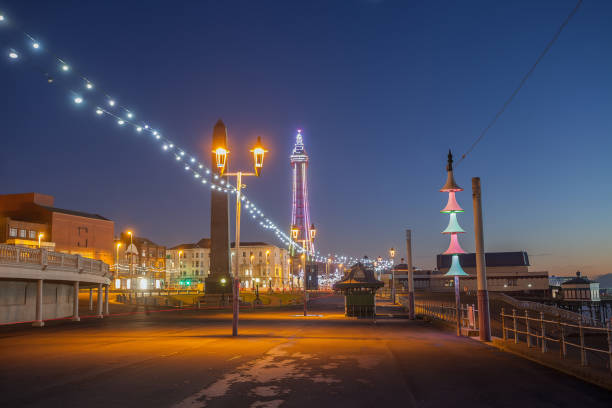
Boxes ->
[0,295,609,407]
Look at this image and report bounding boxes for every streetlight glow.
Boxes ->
[213,147,228,175]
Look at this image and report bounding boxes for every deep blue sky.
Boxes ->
[1,0,610,276]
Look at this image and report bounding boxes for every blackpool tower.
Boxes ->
[290,129,315,262]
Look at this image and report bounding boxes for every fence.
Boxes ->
[501,308,612,372]
[0,243,109,277]
[414,300,479,331]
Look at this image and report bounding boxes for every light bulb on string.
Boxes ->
[117,119,125,125]
[32,42,40,49]
[136,127,142,132]
[95,108,103,115]
[61,64,69,71]
[74,97,83,104]
[8,49,18,59]
[108,99,115,106]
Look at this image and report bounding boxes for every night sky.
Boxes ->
[1,0,610,277]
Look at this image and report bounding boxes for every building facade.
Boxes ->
[167,239,291,290]
[114,233,166,290]
[0,193,114,265]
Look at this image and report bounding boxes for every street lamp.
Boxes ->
[389,247,396,303]
[178,250,183,288]
[38,233,44,248]
[254,277,260,301]
[215,136,267,337]
[127,231,134,279]
[116,242,122,275]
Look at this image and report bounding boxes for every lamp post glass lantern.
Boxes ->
[214,136,267,337]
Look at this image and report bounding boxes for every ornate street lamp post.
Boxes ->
[214,136,267,337]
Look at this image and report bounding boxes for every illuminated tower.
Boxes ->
[290,129,314,256]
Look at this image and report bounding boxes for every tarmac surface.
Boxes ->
[0,295,610,407]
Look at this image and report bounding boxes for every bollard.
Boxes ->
[525,310,531,348]
[513,309,518,344]
[197,300,201,309]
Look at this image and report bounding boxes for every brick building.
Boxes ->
[0,193,114,265]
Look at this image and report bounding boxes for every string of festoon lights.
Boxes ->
[0,11,391,270]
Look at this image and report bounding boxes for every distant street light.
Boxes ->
[215,135,267,337]
[389,248,396,303]
[115,242,122,275]
[38,233,44,248]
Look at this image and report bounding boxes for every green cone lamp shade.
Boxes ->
[446,254,468,277]
[443,212,465,234]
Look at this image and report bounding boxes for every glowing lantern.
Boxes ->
[213,147,229,175]
[250,136,267,177]
[309,223,317,240]
[291,224,299,240]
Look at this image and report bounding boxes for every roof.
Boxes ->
[562,277,592,285]
[437,251,530,269]
[231,242,269,248]
[169,240,273,251]
[37,205,111,221]
[133,236,163,248]
[333,263,383,291]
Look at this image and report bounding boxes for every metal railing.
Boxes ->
[501,308,612,372]
[493,292,601,327]
[0,243,109,277]
[414,300,479,331]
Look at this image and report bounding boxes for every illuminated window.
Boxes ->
[29,230,36,239]
[9,228,17,237]
[19,229,26,238]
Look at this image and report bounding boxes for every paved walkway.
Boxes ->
[0,296,609,407]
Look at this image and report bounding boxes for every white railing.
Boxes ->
[413,299,479,331]
[0,243,109,277]
[501,308,612,373]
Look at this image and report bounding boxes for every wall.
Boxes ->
[0,280,74,324]
[51,212,114,265]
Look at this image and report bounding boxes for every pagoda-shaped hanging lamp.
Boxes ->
[440,150,467,336]
[441,150,467,277]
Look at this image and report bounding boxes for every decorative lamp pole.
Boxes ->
[38,233,44,248]
[389,248,396,303]
[440,150,468,336]
[214,135,267,337]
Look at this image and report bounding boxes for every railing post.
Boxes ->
[525,310,531,347]
[559,315,566,359]
[607,320,612,373]
[40,248,48,270]
[579,318,586,366]
[15,247,21,263]
[540,312,546,353]
[502,308,506,341]
[513,309,518,344]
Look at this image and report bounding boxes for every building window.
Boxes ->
[9,228,17,237]
[19,229,26,238]
[29,230,36,239]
